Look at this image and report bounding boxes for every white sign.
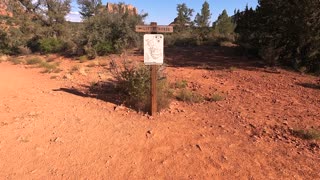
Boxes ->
[144,34,164,65]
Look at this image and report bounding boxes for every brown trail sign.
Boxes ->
[135,22,173,116]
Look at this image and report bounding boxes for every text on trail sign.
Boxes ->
[136,25,173,33]
[144,34,164,65]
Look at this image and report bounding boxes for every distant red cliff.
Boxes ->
[106,3,138,15]
[0,0,13,17]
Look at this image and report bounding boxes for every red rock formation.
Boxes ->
[0,0,13,17]
[106,3,138,15]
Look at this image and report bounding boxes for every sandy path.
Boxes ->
[0,61,319,179]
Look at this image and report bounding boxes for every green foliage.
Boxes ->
[174,3,194,32]
[0,30,11,54]
[194,1,211,28]
[176,89,204,103]
[194,1,211,41]
[165,31,202,47]
[94,41,114,56]
[39,38,65,54]
[80,4,147,58]
[235,0,320,72]
[110,59,172,112]
[77,0,102,19]
[213,10,235,37]
[0,26,26,55]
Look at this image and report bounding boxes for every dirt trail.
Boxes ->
[0,53,319,179]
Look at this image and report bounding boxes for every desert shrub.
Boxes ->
[63,40,78,56]
[39,38,65,54]
[165,30,202,47]
[79,55,88,63]
[174,80,188,89]
[8,57,24,65]
[17,46,32,55]
[94,41,114,56]
[38,62,60,73]
[0,28,26,55]
[208,93,225,102]
[176,89,204,103]
[79,5,147,59]
[84,47,97,60]
[110,58,172,112]
[26,57,42,65]
[291,129,320,140]
[0,30,11,54]
[27,37,41,52]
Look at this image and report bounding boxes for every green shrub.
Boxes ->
[27,37,41,52]
[176,89,204,103]
[39,38,65,54]
[94,41,114,56]
[110,59,172,112]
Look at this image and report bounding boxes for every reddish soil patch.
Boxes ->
[0,47,319,179]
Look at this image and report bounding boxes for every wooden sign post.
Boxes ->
[136,22,173,116]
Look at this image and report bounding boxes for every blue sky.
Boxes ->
[66,0,258,25]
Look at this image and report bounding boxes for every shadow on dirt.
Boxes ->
[53,81,125,106]
[164,46,264,71]
[296,83,320,90]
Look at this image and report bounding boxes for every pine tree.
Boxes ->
[77,0,102,19]
[194,1,211,28]
[213,10,235,36]
[174,3,194,32]
[235,0,320,71]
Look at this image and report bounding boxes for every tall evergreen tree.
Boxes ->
[77,0,102,19]
[194,1,211,28]
[174,3,194,32]
[213,10,235,36]
[235,0,320,71]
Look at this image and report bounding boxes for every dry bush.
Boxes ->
[39,62,61,73]
[207,93,225,102]
[8,57,24,65]
[26,57,42,65]
[176,88,204,103]
[291,129,320,140]
[110,56,172,113]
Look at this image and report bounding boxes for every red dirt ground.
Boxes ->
[0,46,319,179]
